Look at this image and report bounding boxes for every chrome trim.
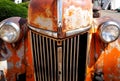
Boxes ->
[53,40,57,81]
[31,33,58,81]
[0,21,20,43]
[73,36,76,81]
[99,21,120,43]
[39,35,44,81]
[69,38,73,81]
[46,37,50,81]
[66,39,69,81]
[57,0,63,27]
[29,25,58,38]
[0,22,5,28]
[49,39,53,81]
[66,26,91,37]
[76,35,80,81]
[38,35,42,81]
[42,37,47,81]
[57,46,62,81]
[29,25,91,38]
[31,31,88,81]
[62,40,65,81]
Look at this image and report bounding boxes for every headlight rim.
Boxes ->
[99,21,120,43]
[0,21,20,43]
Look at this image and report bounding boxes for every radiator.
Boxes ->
[31,31,88,81]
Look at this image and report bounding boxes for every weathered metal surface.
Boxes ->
[85,17,120,81]
[0,17,35,81]
[1,1,120,81]
[62,0,93,32]
[28,0,58,31]
[28,0,93,33]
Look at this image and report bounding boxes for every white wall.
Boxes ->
[111,0,120,9]
[14,0,22,4]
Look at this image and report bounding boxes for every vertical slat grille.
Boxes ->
[62,33,87,81]
[31,31,87,81]
[31,31,58,81]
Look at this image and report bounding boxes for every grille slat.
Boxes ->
[46,38,50,81]
[36,35,42,81]
[70,38,73,81]
[73,37,76,81]
[49,39,54,81]
[39,35,44,81]
[32,34,40,81]
[53,40,57,81]
[31,31,87,81]
[62,40,65,81]
[66,39,69,81]
[76,35,80,81]
[42,37,47,81]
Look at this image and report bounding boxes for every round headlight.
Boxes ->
[0,22,20,43]
[99,21,120,43]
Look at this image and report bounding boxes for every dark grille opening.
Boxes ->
[31,31,88,81]
[78,33,87,81]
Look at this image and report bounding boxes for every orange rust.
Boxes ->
[0,17,29,81]
[1,1,120,81]
[25,30,35,81]
[63,0,92,10]
[85,66,94,81]
[28,0,93,33]
[28,0,57,32]
[92,42,120,81]
[0,41,26,81]
[85,17,120,81]
[62,0,93,32]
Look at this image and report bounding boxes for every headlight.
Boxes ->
[99,21,120,43]
[0,22,20,43]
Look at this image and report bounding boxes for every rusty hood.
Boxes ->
[28,0,93,37]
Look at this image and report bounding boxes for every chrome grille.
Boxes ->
[31,31,88,81]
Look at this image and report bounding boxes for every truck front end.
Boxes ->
[0,0,120,81]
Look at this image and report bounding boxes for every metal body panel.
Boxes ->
[28,0,58,32]
[0,1,120,81]
[85,17,120,81]
[0,17,27,81]
[62,0,93,32]
[28,0,93,33]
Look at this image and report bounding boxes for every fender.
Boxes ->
[0,17,34,81]
[0,0,120,81]
[86,16,120,81]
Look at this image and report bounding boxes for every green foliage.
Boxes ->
[0,0,27,21]
[9,0,14,1]
[19,1,29,8]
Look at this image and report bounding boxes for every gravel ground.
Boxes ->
[100,10,120,21]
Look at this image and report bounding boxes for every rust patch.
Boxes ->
[62,0,93,32]
[28,0,93,33]
[0,17,28,81]
[28,0,57,31]
[62,5,93,32]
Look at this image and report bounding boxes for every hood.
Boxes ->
[28,0,93,37]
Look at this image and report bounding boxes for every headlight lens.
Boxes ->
[99,21,120,43]
[0,22,20,43]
